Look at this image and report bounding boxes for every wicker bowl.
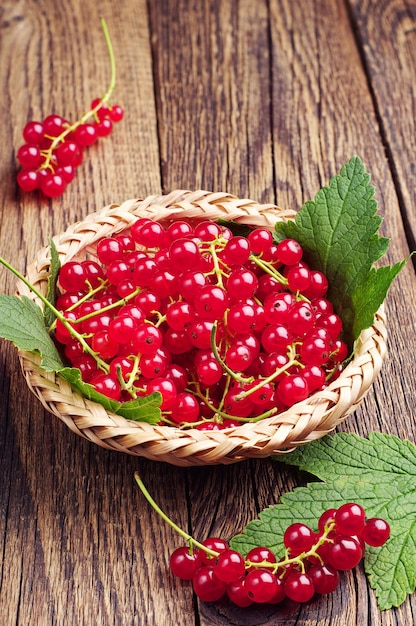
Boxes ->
[16,190,387,466]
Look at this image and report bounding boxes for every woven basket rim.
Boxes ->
[16,191,388,466]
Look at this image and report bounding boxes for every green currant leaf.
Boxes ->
[59,367,162,424]
[230,432,416,610]
[44,238,61,327]
[116,393,162,424]
[274,156,406,346]
[0,294,64,371]
[351,263,406,340]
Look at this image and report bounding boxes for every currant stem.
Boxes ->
[72,287,141,324]
[134,473,219,558]
[189,383,278,424]
[100,17,117,101]
[65,279,110,312]
[249,254,287,286]
[249,254,309,303]
[236,345,299,401]
[135,473,339,576]
[245,520,336,576]
[208,239,226,289]
[210,323,253,385]
[124,355,141,391]
[41,18,117,169]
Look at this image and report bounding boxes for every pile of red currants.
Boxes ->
[16,101,124,197]
[53,217,348,428]
[170,502,390,606]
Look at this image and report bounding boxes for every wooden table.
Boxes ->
[1,1,416,624]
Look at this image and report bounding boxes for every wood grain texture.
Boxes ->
[349,0,416,252]
[1,0,416,625]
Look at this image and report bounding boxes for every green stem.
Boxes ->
[65,279,109,312]
[246,521,336,576]
[73,287,141,324]
[124,355,141,390]
[135,473,338,574]
[41,18,117,169]
[134,473,219,558]
[216,371,231,414]
[154,312,167,327]
[190,382,278,423]
[236,345,298,401]
[100,17,117,100]
[249,254,287,285]
[210,323,253,385]
[209,240,226,289]
[0,256,61,312]
[249,254,310,303]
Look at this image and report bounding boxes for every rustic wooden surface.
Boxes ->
[1,0,416,624]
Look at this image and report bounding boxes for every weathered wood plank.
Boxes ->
[348,0,416,251]
[148,0,275,203]
[0,1,192,625]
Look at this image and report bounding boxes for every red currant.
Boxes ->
[108,314,137,344]
[40,172,67,198]
[91,330,119,359]
[17,169,39,192]
[22,120,44,144]
[245,546,277,568]
[245,568,279,603]
[284,571,315,603]
[147,377,177,409]
[43,114,68,136]
[170,547,201,580]
[55,140,82,165]
[17,144,44,168]
[335,502,366,535]
[276,375,309,406]
[194,285,229,321]
[59,261,87,292]
[247,228,272,254]
[327,535,363,570]
[318,508,337,534]
[169,238,201,270]
[223,236,251,265]
[226,577,253,607]
[276,238,303,265]
[283,522,316,556]
[132,324,163,354]
[198,538,229,565]
[90,373,121,400]
[74,123,98,147]
[308,563,340,595]
[286,263,312,292]
[213,549,246,583]
[170,392,200,423]
[192,566,227,602]
[361,518,390,547]
[94,118,113,137]
[109,104,124,122]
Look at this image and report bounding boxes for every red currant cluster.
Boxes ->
[16,19,122,198]
[17,101,124,197]
[54,217,347,427]
[169,503,390,606]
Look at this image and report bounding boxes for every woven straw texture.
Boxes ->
[16,190,388,466]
